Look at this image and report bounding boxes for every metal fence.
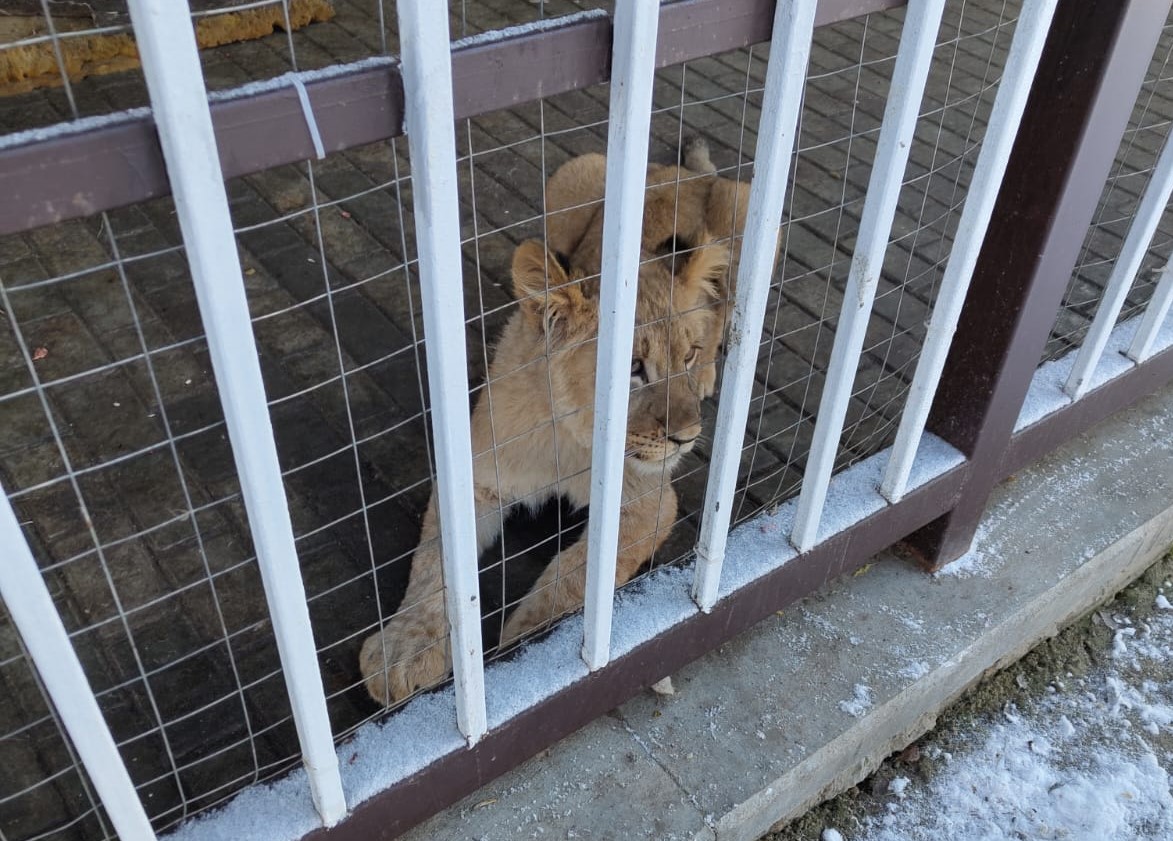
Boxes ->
[1,0,1172,839]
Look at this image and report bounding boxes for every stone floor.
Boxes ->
[0,1,1170,839]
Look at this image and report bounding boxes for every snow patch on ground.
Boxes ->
[898,661,930,681]
[852,609,1173,841]
[838,684,874,718]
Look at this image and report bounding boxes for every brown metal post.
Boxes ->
[903,0,1173,569]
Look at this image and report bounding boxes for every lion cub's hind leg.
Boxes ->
[499,483,678,647]
[544,152,608,258]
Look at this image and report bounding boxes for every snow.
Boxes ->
[166,566,700,841]
[0,107,151,151]
[166,432,966,841]
[718,432,964,598]
[0,56,401,153]
[931,411,1171,581]
[851,607,1173,841]
[822,830,845,841]
[1016,311,1173,432]
[208,57,398,104]
[898,661,930,681]
[838,684,874,718]
[450,9,608,51]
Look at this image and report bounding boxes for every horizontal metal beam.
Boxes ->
[300,460,967,841]
[0,64,404,237]
[0,0,905,237]
[301,336,1173,840]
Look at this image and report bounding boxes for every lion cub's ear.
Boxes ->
[511,240,595,342]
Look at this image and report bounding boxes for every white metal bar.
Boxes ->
[1128,262,1173,362]
[881,0,1060,503]
[396,0,488,739]
[0,485,157,840]
[692,0,818,610]
[581,0,661,669]
[790,0,947,552]
[1067,136,1173,396]
[123,0,346,823]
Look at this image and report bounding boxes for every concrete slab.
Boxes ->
[402,381,1173,841]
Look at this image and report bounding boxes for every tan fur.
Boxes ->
[543,141,759,398]
[358,141,764,706]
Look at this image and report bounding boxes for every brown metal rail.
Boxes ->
[0,0,903,237]
[905,0,1173,567]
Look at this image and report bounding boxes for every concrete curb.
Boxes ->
[403,382,1173,841]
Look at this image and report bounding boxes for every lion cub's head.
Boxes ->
[510,237,727,474]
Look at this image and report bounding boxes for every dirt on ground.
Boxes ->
[764,546,1173,841]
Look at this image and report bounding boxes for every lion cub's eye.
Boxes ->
[631,359,648,385]
[684,345,702,368]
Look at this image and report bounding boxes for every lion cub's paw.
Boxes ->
[498,593,557,650]
[358,620,451,706]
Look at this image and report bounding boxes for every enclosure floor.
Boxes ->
[0,1,1166,839]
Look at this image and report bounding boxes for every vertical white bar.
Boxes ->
[790,0,947,552]
[692,0,818,611]
[581,0,660,669]
[881,0,1060,503]
[0,486,157,840]
[124,0,346,823]
[1128,262,1173,362]
[396,0,488,740]
[1066,135,1173,397]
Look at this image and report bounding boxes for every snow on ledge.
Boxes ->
[0,56,400,153]
[718,432,965,598]
[451,9,609,51]
[0,107,152,152]
[164,433,964,841]
[1016,313,1173,432]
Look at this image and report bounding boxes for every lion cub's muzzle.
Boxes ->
[624,424,701,474]
[625,379,703,471]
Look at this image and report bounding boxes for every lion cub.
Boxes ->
[359,140,755,705]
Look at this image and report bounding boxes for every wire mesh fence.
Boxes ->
[1044,10,1173,363]
[0,0,608,130]
[2,0,1149,838]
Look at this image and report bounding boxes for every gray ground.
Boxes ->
[764,547,1173,841]
[0,1,1170,839]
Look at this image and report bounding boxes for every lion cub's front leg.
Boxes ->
[359,490,504,705]
[500,484,677,646]
[358,493,451,705]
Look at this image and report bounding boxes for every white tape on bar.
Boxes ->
[289,73,327,160]
[692,0,818,611]
[396,0,488,742]
[1066,133,1173,398]
[581,0,661,669]
[790,0,946,552]
[125,0,346,824]
[880,0,1060,504]
[0,485,158,841]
